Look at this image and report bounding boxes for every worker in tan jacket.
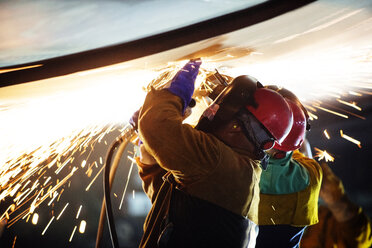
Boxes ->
[135,59,294,248]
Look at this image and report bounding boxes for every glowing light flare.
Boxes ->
[227,44,372,103]
[314,147,335,162]
[349,91,362,96]
[31,213,39,225]
[79,220,86,233]
[340,130,362,148]
[81,160,87,168]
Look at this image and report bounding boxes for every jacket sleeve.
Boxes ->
[339,207,372,248]
[135,157,167,203]
[301,205,372,248]
[138,89,222,183]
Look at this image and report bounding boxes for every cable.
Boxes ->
[95,126,136,248]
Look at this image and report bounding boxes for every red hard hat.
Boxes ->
[274,99,307,151]
[246,88,293,144]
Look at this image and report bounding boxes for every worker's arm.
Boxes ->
[320,162,372,247]
[135,145,166,203]
[138,60,223,181]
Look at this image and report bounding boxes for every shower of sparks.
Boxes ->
[314,147,335,162]
[323,129,330,139]
[41,216,55,235]
[79,220,86,234]
[340,130,362,148]
[76,205,82,219]
[0,37,371,239]
[69,225,77,242]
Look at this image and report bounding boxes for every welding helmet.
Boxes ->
[265,85,310,131]
[273,99,307,152]
[196,75,293,152]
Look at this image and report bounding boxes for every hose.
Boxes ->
[95,126,136,248]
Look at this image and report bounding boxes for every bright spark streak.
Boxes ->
[314,147,335,162]
[43,177,51,186]
[85,164,105,192]
[0,64,43,74]
[314,106,349,119]
[69,226,77,242]
[47,191,58,206]
[12,236,17,248]
[79,220,86,233]
[57,188,64,202]
[31,213,39,225]
[323,130,330,139]
[75,205,83,219]
[56,203,69,220]
[340,130,362,148]
[270,218,275,225]
[349,91,362,96]
[119,156,135,210]
[41,216,55,235]
[337,99,362,111]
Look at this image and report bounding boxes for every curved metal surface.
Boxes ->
[0,0,315,87]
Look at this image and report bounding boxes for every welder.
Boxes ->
[255,86,322,248]
[134,59,294,247]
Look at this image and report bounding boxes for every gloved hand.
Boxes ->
[167,59,202,114]
[129,108,141,131]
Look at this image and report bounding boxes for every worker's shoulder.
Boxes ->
[292,150,322,179]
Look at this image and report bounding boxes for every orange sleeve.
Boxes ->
[301,206,372,248]
[138,89,222,181]
[135,157,167,203]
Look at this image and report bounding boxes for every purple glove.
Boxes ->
[129,109,143,146]
[167,59,202,113]
[129,108,141,131]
